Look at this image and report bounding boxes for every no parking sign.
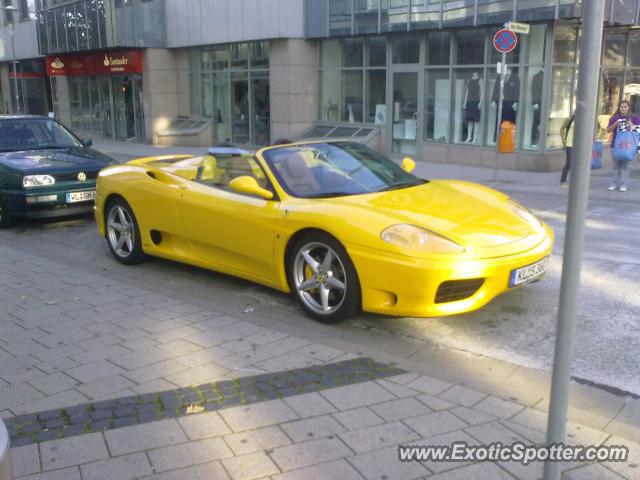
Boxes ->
[493,29,518,53]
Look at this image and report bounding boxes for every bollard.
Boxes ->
[0,419,11,480]
[498,120,516,153]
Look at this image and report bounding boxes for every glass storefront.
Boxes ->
[6,60,50,116]
[61,75,143,141]
[320,37,387,126]
[319,26,557,156]
[189,41,270,146]
[47,50,145,141]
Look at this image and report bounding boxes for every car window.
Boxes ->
[263,142,425,198]
[195,154,268,190]
[151,154,268,191]
[0,119,82,151]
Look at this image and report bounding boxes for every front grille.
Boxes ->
[54,171,99,182]
[435,278,485,304]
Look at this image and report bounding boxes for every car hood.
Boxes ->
[327,179,538,249]
[0,147,115,173]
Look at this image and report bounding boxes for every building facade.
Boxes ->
[1,0,640,170]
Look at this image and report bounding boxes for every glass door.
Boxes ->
[99,77,113,139]
[112,77,132,140]
[231,72,250,144]
[390,70,423,157]
[251,71,270,146]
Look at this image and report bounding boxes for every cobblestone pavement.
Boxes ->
[6,358,404,446]
[2,234,639,479]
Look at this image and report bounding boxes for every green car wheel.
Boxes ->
[0,200,14,229]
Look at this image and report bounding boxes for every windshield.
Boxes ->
[263,142,426,198]
[0,118,82,152]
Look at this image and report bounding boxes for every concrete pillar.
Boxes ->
[269,39,319,142]
[142,48,179,144]
[51,77,71,126]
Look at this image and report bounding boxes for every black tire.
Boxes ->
[287,232,361,323]
[104,197,146,265]
[0,198,14,229]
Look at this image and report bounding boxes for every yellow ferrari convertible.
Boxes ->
[95,142,553,323]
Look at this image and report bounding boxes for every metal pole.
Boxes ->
[542,1,605,479]
[10,19,19,114]
[493,51,506,181]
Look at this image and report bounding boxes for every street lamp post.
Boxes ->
[1,5,19,114]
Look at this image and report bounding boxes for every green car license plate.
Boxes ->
[66,190,96,203]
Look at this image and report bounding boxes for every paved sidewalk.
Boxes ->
[1,138,638,479]
[1,243,639,479]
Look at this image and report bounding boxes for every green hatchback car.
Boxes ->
[0,115,116,228]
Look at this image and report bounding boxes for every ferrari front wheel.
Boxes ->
[105,198,145,265]
[288,233,361,323]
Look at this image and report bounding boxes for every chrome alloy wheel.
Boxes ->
[107,205,136,258]
[292,242,347,315]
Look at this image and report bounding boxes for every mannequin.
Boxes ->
[492,68,520,140]
[463,72,483,143]
[531,69,543,146]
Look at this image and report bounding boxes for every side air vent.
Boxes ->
[435,278,484,304]
[150,230,162,245]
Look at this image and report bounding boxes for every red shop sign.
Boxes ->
[46,50,143,76]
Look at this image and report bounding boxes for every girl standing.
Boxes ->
[606,100,639,192]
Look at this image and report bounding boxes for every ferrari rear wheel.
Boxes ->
[105,198,145,265]
[289,233,361,323]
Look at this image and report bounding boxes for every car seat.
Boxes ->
[278,153,321,196]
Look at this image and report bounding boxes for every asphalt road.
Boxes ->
[2,156,638,397]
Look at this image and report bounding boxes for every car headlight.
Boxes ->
[381,224,465,254]
[509,200,542,229]
[23,175,55,188]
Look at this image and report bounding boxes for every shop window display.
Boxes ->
[453,69,483,144]
[425,69,451,142]
[519,25,547,150]
[523,68,544,149]
[596,70,623,143]
[547,66,576,148]
[486,67,520,146]
[320,37,386,124]
[189,42,270,145]
[624,70,640,118]
[342,71,364,123]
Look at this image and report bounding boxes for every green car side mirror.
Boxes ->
[229,176,273,200]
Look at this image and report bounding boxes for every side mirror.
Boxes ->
[229,176,273,200]
[82,139,93,147]
[401,157,415,173]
